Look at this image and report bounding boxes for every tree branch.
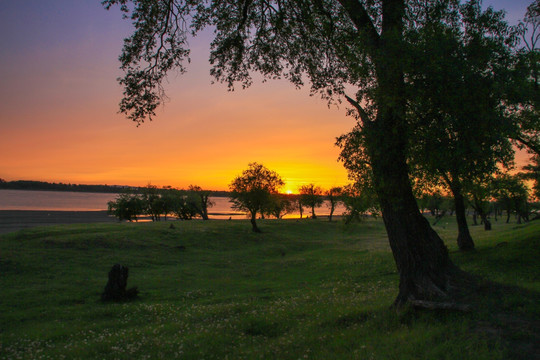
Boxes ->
[512,135,540,157]
[345,94,372,125]
[337,0,380,49]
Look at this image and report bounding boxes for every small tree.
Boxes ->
[229,163,284,232]
[264,194,295,219]
[493,174,530,223]
[467,176,495,231]
[326,187,343,222]
[186,185,214,220]
[107,192,144,222]
[140,184,165,221]
[299,184,324,219]
[341,182,380,224]
[165,189,195,220]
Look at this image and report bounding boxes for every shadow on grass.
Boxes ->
[465,276,540,360]
[409,230,540,360]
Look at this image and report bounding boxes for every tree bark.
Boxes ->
[250,211,261,233]
[450,184,475,251]
[201,194,210,220]
[441,174,475,251]
[329,202,335,222]
[369,142,454,306]
[480,213,492,230]
[366,79,454,306]
[344,0,458,307]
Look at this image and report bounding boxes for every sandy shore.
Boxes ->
[0,210,118,234]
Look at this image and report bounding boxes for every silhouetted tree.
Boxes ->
[326,187,343,222]
[467,176,495,231]
[165,189,195,220]
[299,184,324,219]
[341,182,379,224]
[229,163,284,232]
[493,174,530,223]
[108,192,144,222]
[264,194,295,219]
[140,184,165,221]
[187,185,214,220]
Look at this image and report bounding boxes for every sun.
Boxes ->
[286,190,293,195]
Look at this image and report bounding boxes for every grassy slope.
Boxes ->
[0,217,538,359]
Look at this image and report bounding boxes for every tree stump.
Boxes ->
[101,264,138,301]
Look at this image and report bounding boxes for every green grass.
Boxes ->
[0,217,538,359]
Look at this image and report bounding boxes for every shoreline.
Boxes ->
[0,210,338,235]
[0,210,248,235]
[0,210,118,235]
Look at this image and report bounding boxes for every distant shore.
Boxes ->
[0,210,118,234]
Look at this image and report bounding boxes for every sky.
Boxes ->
[0,0,533,192]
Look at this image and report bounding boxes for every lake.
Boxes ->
[0,189,345,219]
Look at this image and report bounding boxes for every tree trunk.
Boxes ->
[311,206,317,219]
[480,214,492,230]
[366,99,454,307]
[506,210,511,223]
[450,185,475,251]
[201,195,210,220]
[349,0,457,307]
[250,211,261,233]
[201,205,209,220]
[369,147,454,306]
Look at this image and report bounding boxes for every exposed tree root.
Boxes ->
[410,300,471,312]
[393,264,478,310]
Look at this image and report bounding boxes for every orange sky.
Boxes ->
[0,1,532,192]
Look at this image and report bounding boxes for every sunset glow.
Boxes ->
[0,0,531,191]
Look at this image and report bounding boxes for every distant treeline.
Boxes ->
[0,179,230,197]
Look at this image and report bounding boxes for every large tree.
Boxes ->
[104,0,489,306]
[405,1,515,251]
[229,162,284,232]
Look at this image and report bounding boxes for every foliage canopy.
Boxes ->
[229,162,284,232]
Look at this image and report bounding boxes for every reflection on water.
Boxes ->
[0,189,346,219]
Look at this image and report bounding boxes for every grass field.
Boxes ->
[0,216,538,359]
